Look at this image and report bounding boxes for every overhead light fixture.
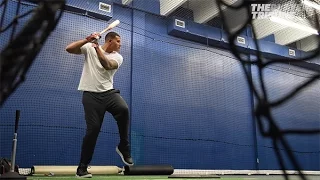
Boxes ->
[269,16,319,35]
[303,0,320,10]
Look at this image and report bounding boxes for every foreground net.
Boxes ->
[0,0,65,107]
[216,0,320,180]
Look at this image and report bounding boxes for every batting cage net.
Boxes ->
[0,0,319,179]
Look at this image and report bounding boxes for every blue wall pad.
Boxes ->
[186,20,209,44]
[167,17,193,42]
[221,31,249,53]
[207,26,222,46]
[248,38,298,59]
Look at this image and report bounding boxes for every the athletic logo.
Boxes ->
[251,3,296,19]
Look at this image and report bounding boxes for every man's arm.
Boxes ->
[65,33,100,54]
[65,39,88,54]
[94,46,119,70]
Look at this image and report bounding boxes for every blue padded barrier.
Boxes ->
[248,37,300,59]
[235,35,249,53]
[186,20,209,44]
[167,17,309,61]
[167,17,191,41]
[220,33,249,53]
[168,17,223,47]
[220,30,229,49]
[207,26,222,46]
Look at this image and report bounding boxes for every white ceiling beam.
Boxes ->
[189,0,219,23]
[252,19,288,39]
[156,0,318,47]
[160,0,188,16]
[188,0,239,24]
[122,0,133,5]
[298,35,318,52]
[269,11,317,45]
[274,28,314,45]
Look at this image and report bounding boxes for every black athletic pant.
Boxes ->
[79,89,130,165]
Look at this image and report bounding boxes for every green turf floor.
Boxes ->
[25,175,320,180]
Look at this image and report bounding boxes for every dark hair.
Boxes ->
[105,32,120,41]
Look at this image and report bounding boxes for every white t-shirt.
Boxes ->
[78,43,123,92]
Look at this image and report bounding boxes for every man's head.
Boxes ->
[105,32,121,52]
